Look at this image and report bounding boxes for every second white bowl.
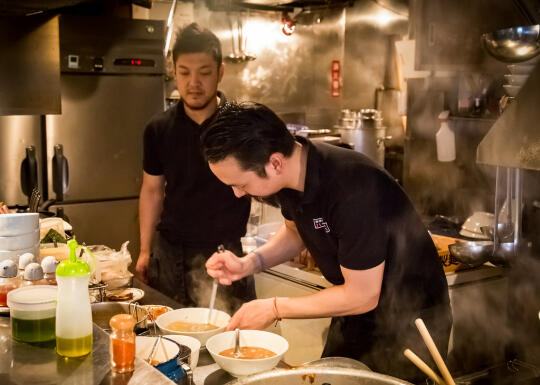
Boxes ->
[155,307,230,346]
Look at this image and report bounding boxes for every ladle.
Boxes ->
[207,244,224,324]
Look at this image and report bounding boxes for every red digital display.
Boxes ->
[114,58,154,67]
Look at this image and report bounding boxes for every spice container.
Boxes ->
[41,256,59,285]
[0,260,19,306]
[22,263,48,286]
[7,285,58,343]
[110,314,136,373]
[18,252,36,280]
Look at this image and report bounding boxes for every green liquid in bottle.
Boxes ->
[12,316,56,343]
[56,334,93,357]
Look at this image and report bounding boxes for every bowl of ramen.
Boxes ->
[205,330,289,377]
[155,307,230,346]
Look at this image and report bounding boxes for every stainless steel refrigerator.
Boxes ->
[0,15,165,253]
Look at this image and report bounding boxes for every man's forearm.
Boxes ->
[139,189,163,253]
[246,222,304,273]
[276,284,379,319]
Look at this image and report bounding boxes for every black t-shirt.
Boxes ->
[278,137,449,325]
[143,93,250,245]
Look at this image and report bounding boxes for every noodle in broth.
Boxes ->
[167,320,218,332]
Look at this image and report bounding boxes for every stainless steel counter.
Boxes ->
[0,318,173,385]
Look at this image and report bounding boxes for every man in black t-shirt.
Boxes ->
[200,102,452,382]
[136,24,254,312]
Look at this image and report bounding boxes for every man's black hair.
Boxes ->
[172,23,222,66]
[201,102,295,177]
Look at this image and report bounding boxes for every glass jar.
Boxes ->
[0,260,20,307]
[110,314,136,373]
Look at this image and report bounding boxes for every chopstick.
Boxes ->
[415,318,456,385]
[404,349,446,385]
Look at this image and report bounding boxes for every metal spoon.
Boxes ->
[207,244,225,324]
[234,328,241,356]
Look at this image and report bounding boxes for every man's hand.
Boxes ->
[0,203,9,214]
[226,298,276,331]
[135,251,151,283]
[205,249,255,285]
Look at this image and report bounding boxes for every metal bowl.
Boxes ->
[448,241,493,267]
[91,301,149,333]
[481,25,540,63]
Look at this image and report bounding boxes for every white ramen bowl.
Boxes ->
[461,211,494,235]
[155,307,230,346]
[163,334,201,368]
[206,330,289,377]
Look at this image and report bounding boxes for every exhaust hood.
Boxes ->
[476,62,540,171]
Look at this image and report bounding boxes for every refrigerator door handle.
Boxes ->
[20,145,38,199]
[52,144,69,201]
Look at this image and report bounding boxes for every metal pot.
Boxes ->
[226,366,412,384]
[353,109,388,166]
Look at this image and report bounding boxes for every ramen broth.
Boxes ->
[167,320,218,332]
[219,346,276,359]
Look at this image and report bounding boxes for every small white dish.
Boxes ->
[163,334,201,368]
[105,287,144,302]
[461,211,494,234]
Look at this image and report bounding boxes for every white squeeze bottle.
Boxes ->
[55,239,92,357]
[436,110,456,162]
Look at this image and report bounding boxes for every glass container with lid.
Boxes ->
[109,313,136,373]
[0,260,19,307]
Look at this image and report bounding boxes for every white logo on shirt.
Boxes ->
[313,218,330,233]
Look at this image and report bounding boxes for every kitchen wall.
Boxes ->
[136,0,409,130]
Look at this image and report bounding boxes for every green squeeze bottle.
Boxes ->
[55,239,93,357]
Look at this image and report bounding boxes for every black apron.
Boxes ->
[322,305,452,383]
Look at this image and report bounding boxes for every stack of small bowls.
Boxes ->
[503,56,539,97]
[0,213,40,264]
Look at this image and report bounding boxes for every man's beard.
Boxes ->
[183,90,217,111]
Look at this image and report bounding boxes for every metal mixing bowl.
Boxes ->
[481,24,540,63]
[448,241,493,267]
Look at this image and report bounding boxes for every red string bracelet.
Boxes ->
[273,296,282,326]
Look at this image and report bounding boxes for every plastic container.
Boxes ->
[55,239,93,357]
[110,314,136,373]
[7,285,58,343]
[436,110,455,162]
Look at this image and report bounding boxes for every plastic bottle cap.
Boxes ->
[56,239,90,277]
[109,314,136,330]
